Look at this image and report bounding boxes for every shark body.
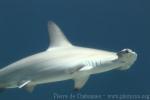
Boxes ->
[0,21,137,92]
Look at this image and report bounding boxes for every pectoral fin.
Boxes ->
[73,75,90,91]
[68,65,92,90]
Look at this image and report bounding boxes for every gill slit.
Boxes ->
[84,57,101,67]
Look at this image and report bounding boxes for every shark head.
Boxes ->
[117,48,137,70]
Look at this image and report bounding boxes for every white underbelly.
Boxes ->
[31,73,72,85]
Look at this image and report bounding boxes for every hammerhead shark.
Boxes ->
[0,21,137,92]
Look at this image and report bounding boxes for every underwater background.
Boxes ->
[0,0,149,100]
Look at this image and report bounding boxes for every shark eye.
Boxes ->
[117,49,130,56]
[124,49,129,53]
[122,49,131,54]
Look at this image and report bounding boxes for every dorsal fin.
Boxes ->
[47,21,72,49]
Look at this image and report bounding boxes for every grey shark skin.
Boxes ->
[0,21,137,92]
